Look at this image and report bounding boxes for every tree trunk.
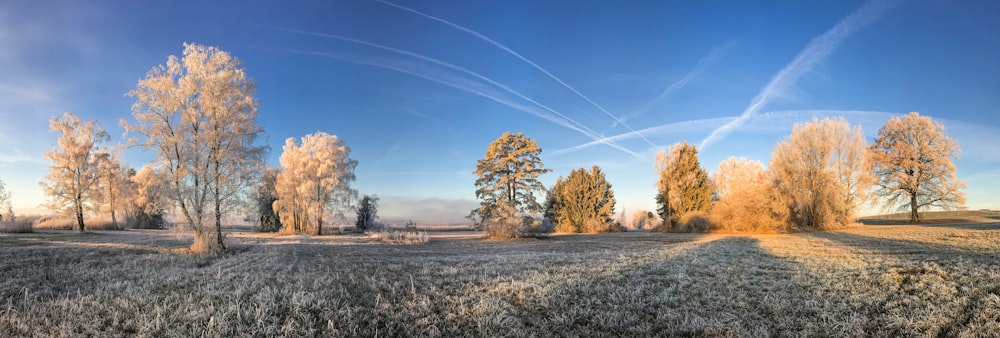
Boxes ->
[76,198,85,233]
[909,193,919,223]
[214,182,225,251]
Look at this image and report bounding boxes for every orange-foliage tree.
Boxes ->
[870,112,966,223]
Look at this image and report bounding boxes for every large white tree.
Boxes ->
[123,43,265,252]
[41,112,109,232]
[273,132,357,235]
[870,112,965,222]
[770,117,874,228]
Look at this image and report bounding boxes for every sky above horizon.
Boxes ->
[1,0,998,224]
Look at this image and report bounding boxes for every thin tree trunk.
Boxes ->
[910,193,919,223]
[76,198,85,233]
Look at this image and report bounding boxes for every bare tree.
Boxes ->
[95,150,132,229]
[870,112,966,222]
[710,157,788,232]
[770,117,873,228]
[654,141,713,231]
[469,132,552,238]
[273,132,358,236]
[41,112,109,232]
[123,43,264,252]
[0,179,11,222]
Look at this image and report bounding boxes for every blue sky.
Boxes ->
[1,0,998,223]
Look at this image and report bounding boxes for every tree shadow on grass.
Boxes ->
[804,230,996,263]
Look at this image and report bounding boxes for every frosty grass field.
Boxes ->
[1,211,999,337]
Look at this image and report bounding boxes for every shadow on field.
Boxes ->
[509,235,826,336]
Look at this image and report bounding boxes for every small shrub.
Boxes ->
[0,221,33,233]
[680,211,717,232]
[374,221,429,244]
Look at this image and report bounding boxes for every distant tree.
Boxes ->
[94,151,132,230]
[40,112,109,232]
[469,132,552,238]
[273,132,358,236]
[124,43,265,252]
[770,117,873,229]
[654,141,713,231]
[127,165,170,229]
[545,166,618,233]
[0,179,11,222]
[870,112,966,223]
[251,167,282,232]
[355,194,380,232]
[710,157,788,232]
[631,210,659,230]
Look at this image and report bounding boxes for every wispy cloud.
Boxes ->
[374,0,656,147]
[281,27,641,158]
[615,40,737,127]
[698,0,899,150]
[552,117,734,157]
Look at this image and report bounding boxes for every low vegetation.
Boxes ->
[1,217,998,336]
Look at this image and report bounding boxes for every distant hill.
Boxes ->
[859,210,1000,225]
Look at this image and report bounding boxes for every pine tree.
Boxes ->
[654,141,713,231]
[470,132,551,238]
[546,166,617,233]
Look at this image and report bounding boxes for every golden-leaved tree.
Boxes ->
[870,112,965,222]
[124,43,265,252]
[544,165,617,233]
[470,132,551,239]
[94,150,132,229]
[710,157,788,232]
[273,132,357,235]
[654,141,713,231]
[770,117,874,229]
[41,112,109,232]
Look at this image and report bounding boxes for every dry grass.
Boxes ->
[0,221,998,336]
[0,220,33,233]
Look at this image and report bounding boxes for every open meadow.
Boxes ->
[2,218,1000,337]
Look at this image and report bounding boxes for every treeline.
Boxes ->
[469,114,966,238]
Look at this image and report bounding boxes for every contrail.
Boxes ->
[554,109,899,156]
[615,40,737,127]
[698,0,899,150]
[553,117,735,157]
[279,27,640,158]
[296,50,643,158]
[374,0,657,147]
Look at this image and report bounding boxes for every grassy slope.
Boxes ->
[0,223,998,337]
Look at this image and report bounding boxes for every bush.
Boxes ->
[652,211,717,233]
[0,221,33,233]
[374,221,429,244]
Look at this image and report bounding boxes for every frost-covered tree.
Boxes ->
[41,112,109,232]
[631,210,659,230]
[128,165,170,229]
[545,166,617,233]
[124,43,265,251]
[469,132,552,238]
[654,141,713,231]
[273,132,357,236]
[870,112,965,223]
[355,194,379,232]
[94,151,132,229]
[710,157,788,232]
[770,117,873,229]
[0,179,11,222]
